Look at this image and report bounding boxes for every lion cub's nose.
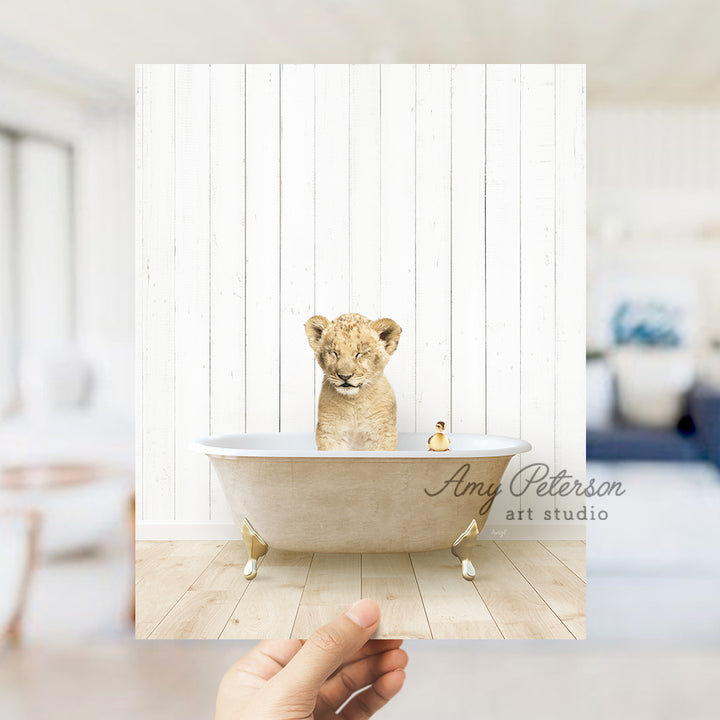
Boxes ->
[338,373,353,381]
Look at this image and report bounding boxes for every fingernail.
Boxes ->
[345,599,379,628]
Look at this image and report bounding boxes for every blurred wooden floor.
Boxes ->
[135,540,585,640]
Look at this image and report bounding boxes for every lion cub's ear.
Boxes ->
[305,315,330,351]
[371,318,402,355]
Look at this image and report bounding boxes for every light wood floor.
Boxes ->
[135,540,585,640]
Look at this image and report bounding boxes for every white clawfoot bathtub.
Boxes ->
[191,432,531,580]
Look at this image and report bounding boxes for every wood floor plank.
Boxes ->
[540,540,587,581]
[362,554,431,639]
[291,554,361,639]
[135,540,176,564]
[191,541,256,594]
[134,621,158,639]
[136,541,586,641]
[135,541,182,584]
[496,541,586,631]
[471,542,574,639]
[410,550,502,639]
[220,550,312,639]
[167,541,228,558]
[134,541,225,628]
[563,615,586,639]
[136,540,227,584]
[149,590,239,640]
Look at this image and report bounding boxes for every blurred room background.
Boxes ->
[1,1,719,718]
[586,104,720,640]
[0,26,135,648]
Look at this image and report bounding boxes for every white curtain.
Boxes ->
[0,132,74,416]
[0,134,16,415]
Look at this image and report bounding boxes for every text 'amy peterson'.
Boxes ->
[424,462,625,515]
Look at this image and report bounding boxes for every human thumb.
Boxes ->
[270,599,381,698]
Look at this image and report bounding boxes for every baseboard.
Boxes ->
[135,521,586,542]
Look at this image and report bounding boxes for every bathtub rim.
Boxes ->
[190,431,531,458]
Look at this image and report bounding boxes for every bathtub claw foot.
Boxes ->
[241,518,268,580]
[451,519,479,581]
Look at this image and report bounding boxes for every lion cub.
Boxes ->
[305,313,402,451]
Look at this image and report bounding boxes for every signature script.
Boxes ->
[424,462,625,516]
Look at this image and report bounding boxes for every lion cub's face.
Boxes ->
[305,313,402,396]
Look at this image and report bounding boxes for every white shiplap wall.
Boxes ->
[137,64,586,540]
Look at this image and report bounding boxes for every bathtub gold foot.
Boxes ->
[241,518,268,580]
[451,519,480,581]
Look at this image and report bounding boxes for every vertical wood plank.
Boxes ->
[245,64,280,432]
[380,64,416,432]
[140,64,176,521]
[314,64,350,321]
[209,64,246,521]
[450,64,486,434]
[415,64,452,432]
[519,64,556,521]
[349,64,381,318]
[484,64,521,525]
[174,64,211,521]
[555,65,586,524]
[280,64,316,432]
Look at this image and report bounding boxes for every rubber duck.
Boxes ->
[427,421,451,451]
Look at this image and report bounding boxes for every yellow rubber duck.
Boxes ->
[427,421,451,451]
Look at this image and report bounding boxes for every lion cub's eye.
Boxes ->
[331,350,338,358]
[355,351,363,359]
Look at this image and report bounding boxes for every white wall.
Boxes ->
[0,135,16,413]
[75,110,135,414]
[137,64,586,540]
[0,68,134,420]
[588,105,720,358]
[16,138,74,361]
[589,105,720,236]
